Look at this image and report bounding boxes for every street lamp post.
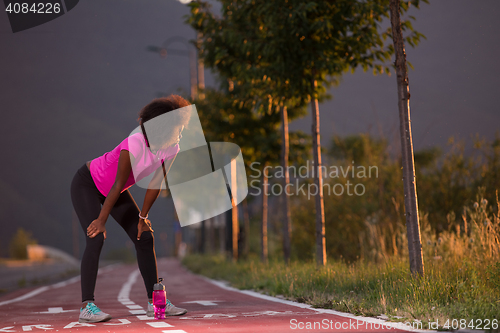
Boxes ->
[147,31,207,256]
[147,36,198,100]
[196,32,205,100]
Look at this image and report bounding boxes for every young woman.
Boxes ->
[70,95,191,323]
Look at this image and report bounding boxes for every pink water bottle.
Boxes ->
[153,278,166,320]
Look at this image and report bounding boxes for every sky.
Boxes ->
[0,0,499,257]
[290,1,500,152]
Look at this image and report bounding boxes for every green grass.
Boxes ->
[183,254,500,330]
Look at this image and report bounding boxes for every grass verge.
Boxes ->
[182,254,500,331]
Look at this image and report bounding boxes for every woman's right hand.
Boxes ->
[137,218,153,240]
[87,218,107,239]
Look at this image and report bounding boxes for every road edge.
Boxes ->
[200,276,436,333]
[0,263,121,307]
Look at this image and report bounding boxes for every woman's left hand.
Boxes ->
[137,218,154,240]
[87,218,107,239]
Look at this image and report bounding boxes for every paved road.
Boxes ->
[0,258,422,333]
[0,259,123,295]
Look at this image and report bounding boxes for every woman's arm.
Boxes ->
[136,158,175,238]
[136,186,161,240]
[141,157,176,214]
[87,150,133,239]
[136,168,162,240]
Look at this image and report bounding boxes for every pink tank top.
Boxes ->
[89,132,179,196]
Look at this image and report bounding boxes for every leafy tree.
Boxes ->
[416,134,500,234]
[188,0,426,266]
[192,80,310,262]
[188,3,310,264]
[290,133,498,264]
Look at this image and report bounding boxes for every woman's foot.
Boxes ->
[79,302,112,323]
[164,299,188,316]
[146,299,187,317]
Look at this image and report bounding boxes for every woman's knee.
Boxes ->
[85,234,105,249]
[135,232,154,248]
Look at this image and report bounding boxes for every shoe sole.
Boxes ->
[79,315,112,323]
[147,307,187,317]
[147,310,187,317]
[165,309,187,316]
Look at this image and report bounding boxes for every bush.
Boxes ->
[288,133,500,263]
[9,228,37,260]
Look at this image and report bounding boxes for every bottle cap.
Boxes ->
[153,278,165,291]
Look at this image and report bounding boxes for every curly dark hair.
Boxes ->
[137,95,192,149]
[138,95,191,126]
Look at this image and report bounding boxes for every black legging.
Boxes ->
[70,163,158,302]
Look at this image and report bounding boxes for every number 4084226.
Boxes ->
[5,2,61,14]
[441,319,498,330]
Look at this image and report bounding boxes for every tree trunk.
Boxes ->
[311,75,327,267]
[243,198,250,258]
[231,159,239,262]
[200,220,206,253]
[219,215,226,254]
[207,217,215,254]
[189,46,197,100]
[390,0,424,277]
[225,206,233,260]
[281,105,292,265]
[261,162,269,264]
[197,32,205,100]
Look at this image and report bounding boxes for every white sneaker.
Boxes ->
[147,299,187,317]
[147,301,154,317]
[165,299,188,316]
[79,302,112,323]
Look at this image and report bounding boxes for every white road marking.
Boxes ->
[0,264,120,307]
[181,310,309,319]
[120,301,135,305]
[0,327,14,332]
[0,287,50,307]
[146,322,173,328]
[136,315,151,320]
[103,319,131,325]
[117,269,140,302]
[97,264,121,274]
[161,331,187,333]
[180,313,236,319]
[119,270,153,317]
[241,310,294,317]
[36,307,77,314]
[63,322,95,329]
[182,300,222,306]
[22,325,53,331]
[51,276,80,289]
[203,278,432,333]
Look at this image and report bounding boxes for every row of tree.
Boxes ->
[186,0,428,275]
